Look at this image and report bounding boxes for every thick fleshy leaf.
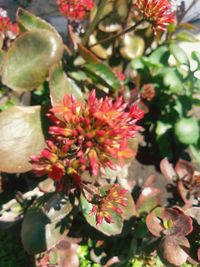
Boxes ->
[22,196,72,254]
[120,191,137,220]
[49,64,83,106]
[0,198,23,229]
[185,207,200,225]
[120,34,144,60]
[136,187,162,214]
[158,235,190,266]
[16,8,60,35]
[39,178,55,193]
[163,213,193,236]
[88,35,110,60]
[177,180,191,205]
[176,31,199,42]
[149,46,169,65]
[98,13,121,32]
[175,159,193,181]
[78,43,99,63]
[21,207,50,254]
[161,67,183,94]
[84,63,120,91]
[2,29,63,92]
[80,194,123,236]
[0,50,4,72]
[0,106,45,173]
[146,207,164,237]
[169,44,189,66]
[160,158,176,181]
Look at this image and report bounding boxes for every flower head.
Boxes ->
[90,184,128,225]
[56,0,94,20]
[141,83,156,101]
[135,0,175,32]
[0,8,19,41]
[31,90,143,192]
[49,90,144,177]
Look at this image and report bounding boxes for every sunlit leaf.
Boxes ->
[169,44,189,66]
[120,34,144,60]
[2,29,63,92]
[84,63,120,91]
[158,235,190,266]
[176,31,199,42]
[136,187,162,214]
[49,64,83,106]
[0,106,45,173]
[16,8,60,35]
[80,194,123,236]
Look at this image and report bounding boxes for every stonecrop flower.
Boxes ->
[90,184,128,225]
[135,0,175,32]
[31,90,143,191]
[0,8,19,41]
[56,0,94,20]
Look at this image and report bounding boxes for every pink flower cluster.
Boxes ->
[135,0,175,32]
[31,90,144,192]
[90,184,128,225]
[0,8,19,41]
[56,0,94,20]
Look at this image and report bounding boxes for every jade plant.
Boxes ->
[0,0,199,266]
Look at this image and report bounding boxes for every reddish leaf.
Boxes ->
[177,180,191,205]
[163,214,193,236]
[158,235,190,266]
[175,159,193,181]
[162,208,179,221]
[160,158,176,181]
[146,207,164,237]
[185,207,200,225]
[143,175,157,188]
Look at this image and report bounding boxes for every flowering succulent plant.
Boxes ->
[0,1,199,266]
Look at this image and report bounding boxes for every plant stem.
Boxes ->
[82,0,108,46]
[88,19,144,48]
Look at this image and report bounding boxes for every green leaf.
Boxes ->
[192,97,200,106]
[49,64,83,106]
[80,194,123,236]
[121,191,137,220]
[84,63,120,91]
[136,188,162,214]
[0,106,45,173]
[161,67,183,94]
[78,44,99,64]
[191,51,200,70]
[0,50,5,72]
[169,44,189,66]
[130,58,144,70]
[149,46,169,65]
[2,29,63,93]
[120,33,145,60]
[22,196,72,254]
[189,145,200,163]
[16,8,59,35]
[155,121,172,136]
[175,30,200,42]
[21,208,50,254]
